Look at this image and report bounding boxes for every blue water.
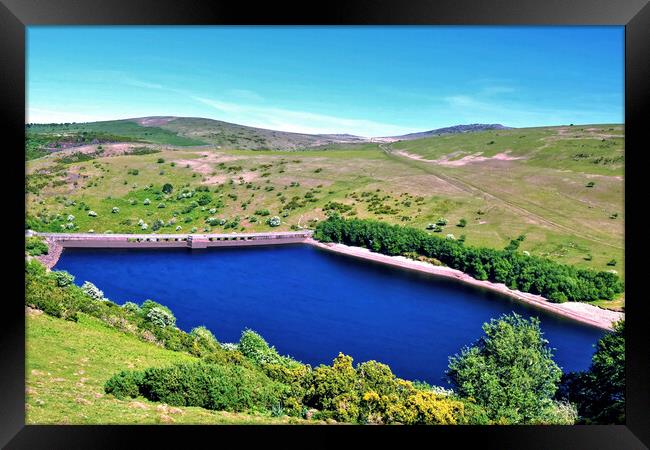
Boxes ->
[54,245,605,386]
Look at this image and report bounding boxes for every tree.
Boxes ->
[446,313,563,424]
[504,234,526,252]
[162,183,173,194]
[557,320,625,424]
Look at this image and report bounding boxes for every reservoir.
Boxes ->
[54,244,606,385]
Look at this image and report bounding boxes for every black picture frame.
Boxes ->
[2,0,649,448]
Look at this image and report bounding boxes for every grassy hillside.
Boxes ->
[25,122,624,299]
[391,124,623,176]
[25,310,311,424]
[26,117,368,156]
[157,117,366,150]
[27,119,207,152]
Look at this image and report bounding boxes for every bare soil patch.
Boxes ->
[173,152,242,176]
[134,117,177,127]
[395,150,523,167]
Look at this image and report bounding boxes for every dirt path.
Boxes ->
[380,143,623,250]
[307,239,623,331]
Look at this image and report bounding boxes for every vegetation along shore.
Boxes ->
[25,257,625,425]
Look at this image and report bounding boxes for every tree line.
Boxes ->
[313,216,623,303]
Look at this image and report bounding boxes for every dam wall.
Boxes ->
[29,231,314,251]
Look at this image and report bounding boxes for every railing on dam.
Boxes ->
[27,230,314,248]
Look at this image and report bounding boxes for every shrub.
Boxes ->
[255,209,270,216]
[112,207,120,213]
[435,217,448,226]
[105,362,287,413]
[104,370,144,399]
[25,260,79,321]
[88,210,97,217]
[190,325,219,351]
[457,218,467,227]
[122,301,140,313]
[548,291,568,303]
[145,306,176,329]
[239,329,285,366]
[25,237,48,256]
[81,281,104,301]
[267,216,281,227]
[162,183,173,194]
[67,214,75,222]
[52,270,74,287]
[143,198,151,205]
[197,193,212,206]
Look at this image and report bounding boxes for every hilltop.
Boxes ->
[388,123,511,141]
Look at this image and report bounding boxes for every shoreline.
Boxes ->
[306,239,623,331]
[32,232,623,331]
[35,238,64,270]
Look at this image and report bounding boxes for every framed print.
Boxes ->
[2,0,649,448]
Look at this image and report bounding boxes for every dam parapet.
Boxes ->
[29,231,314,250]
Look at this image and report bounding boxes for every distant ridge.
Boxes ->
[386,123,512,141]
[27,116,514,150]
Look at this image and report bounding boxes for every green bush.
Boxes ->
[146,307,176,329]
[104,370,144,399]
[52,270,74,287]
[190,326,220,355]
[25,260,79,321]
[25,237,48,256]
[105,362,288,413]
[239,329,285,366]
[197,193,212,206]
[122,301,140,313]
[81,281,104,301]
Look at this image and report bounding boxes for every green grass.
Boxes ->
[392,125,623,176]
[28,120,207,147]
[26,311,314,424]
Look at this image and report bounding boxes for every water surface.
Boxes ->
[55,245,605,385]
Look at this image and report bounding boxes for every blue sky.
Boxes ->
[27,26,624,136]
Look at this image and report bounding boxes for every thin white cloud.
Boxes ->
[192,96,416,137]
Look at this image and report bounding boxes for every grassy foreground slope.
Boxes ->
[26,310,310,424]
[25,121,624,285]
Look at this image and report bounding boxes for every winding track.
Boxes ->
[378,142,623,251]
